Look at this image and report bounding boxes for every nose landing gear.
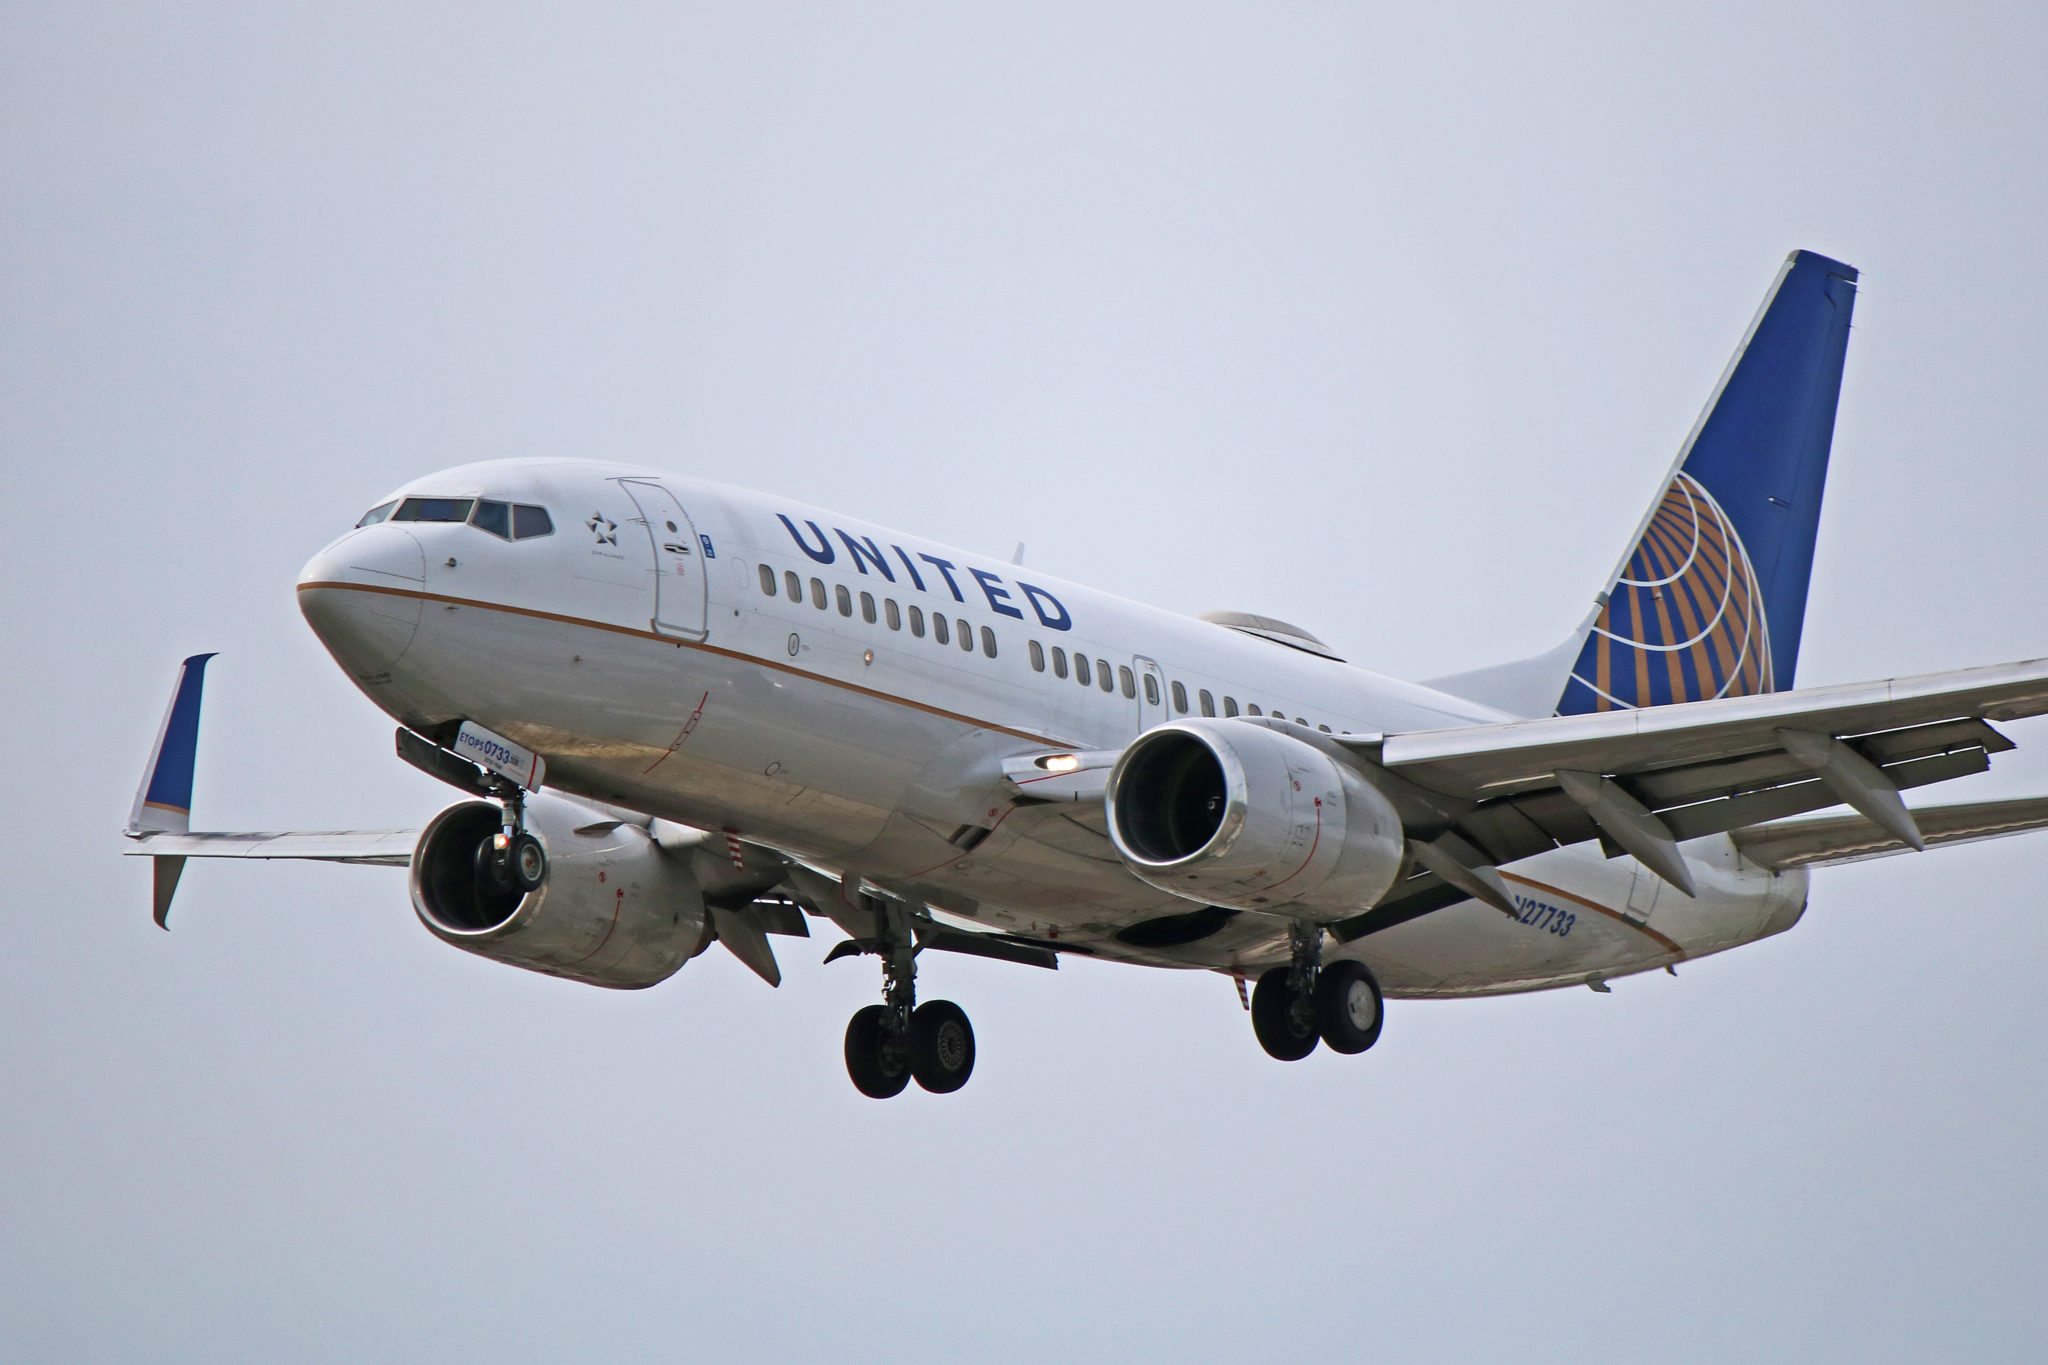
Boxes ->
[1250,922,1385,1061]
[837,919,978,1099]
[473,784,548,896]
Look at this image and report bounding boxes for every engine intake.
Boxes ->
[1106,720,1405,918]
[410,796,711,988]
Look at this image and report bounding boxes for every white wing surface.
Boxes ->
[1320,658,2048,935]
[123,830,417,865]
[1732,796,2048,870]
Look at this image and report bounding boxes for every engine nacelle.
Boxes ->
[409,796,711,989]
[1105,719,1406,918]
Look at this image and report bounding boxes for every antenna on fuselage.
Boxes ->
[1011,543,1025,566]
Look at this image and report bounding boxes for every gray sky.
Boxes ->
[5,3,2046,1359]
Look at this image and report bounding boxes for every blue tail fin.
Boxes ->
[1556,250,1859,715]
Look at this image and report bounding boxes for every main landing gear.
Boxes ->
[1249,921,1384,1062]
[841,931,976,1099]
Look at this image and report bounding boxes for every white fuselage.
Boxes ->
[296,458,1808,997]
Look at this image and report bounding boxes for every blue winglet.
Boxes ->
[1558,250,1859,714]
[128,653,217,835]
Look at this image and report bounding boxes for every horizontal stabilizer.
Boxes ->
[1733,796,2048,870]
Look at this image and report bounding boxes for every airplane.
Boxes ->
[126,249,2048,1097]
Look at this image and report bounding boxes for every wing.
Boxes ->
[1732,796,2048,870]
[1311,657,2048,933]
[125,654,434,926]
[123,830,418,865]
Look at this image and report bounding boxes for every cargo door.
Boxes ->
[619,480,708,639]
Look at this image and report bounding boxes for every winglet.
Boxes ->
[128,654,217,836]
[128,653,215,929]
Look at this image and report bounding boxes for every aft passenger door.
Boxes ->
[619,480,709,640]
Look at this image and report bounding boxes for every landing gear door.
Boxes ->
[619,479,709,640]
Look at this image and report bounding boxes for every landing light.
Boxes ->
[493,832,510,849]
[1040,754,1082,773]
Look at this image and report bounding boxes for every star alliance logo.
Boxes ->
[586,513,618,546]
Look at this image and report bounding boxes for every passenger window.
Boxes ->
[836,585,853,617]
[1198,689,1215,716]
[785,570,802,603]
[860,591,877,624]
[811,578,827,609]
[470,500,512,539]
[1075,654,1091,686]
[1171,681,1187,713]
[1247,704,1263,716]
[1318,724,1332,733]
[1029,641,1045,672]
[1052,647,1068,679]
[1142,673,1158,705]
[512,505,553,539]
[957,619,973,651]
[1224,697,1239,717]
[393,497,474,523]
[933,614,950,646]
[1097,659,1114,693]
[356,501,397,527]
[909,605,926,638]
[758,564,777,596]
[886,599,901,630]
[1120,667,1137,699]
[982,627,997,658]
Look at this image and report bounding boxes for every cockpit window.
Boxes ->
[393,497,474,523]
[471,500,512,539]
[374,495,552,539]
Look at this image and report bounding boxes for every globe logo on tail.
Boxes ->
[1560,472,1772,713]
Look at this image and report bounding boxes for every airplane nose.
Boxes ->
[297,526,427,676]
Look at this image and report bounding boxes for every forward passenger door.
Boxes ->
[619,480,709,640]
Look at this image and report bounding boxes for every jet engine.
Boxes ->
[1105,720,1406,918]
[409,795,712,988]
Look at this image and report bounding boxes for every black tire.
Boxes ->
[1250,966,1319,1061]
[844,1005,911,1099]
[510,833,547,893]
[1315,959,1384,1055]
[473,836,516,896]
[909,1000,976,1094]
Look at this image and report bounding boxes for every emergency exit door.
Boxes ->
[1135,656,1169,732]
